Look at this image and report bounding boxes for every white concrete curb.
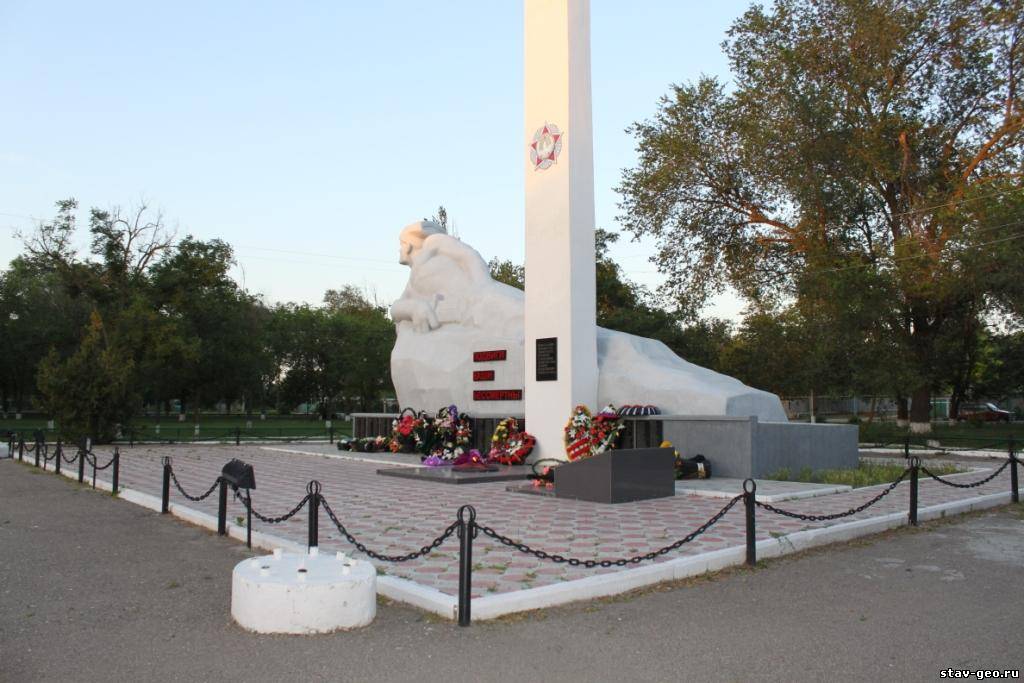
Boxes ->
[11,454,1019,622]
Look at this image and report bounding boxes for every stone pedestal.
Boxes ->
[554,448,676,504]
[231,549,376,634]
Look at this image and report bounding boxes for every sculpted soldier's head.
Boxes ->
[398,220,447,265]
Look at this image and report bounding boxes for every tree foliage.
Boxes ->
[618,0,1024,427]
[36,312,136,442]
[2,198,398,438]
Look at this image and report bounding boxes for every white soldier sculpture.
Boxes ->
[391,220,787,421]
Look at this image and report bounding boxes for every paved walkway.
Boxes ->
[35,442,1017,599]
[3,458,1022,682]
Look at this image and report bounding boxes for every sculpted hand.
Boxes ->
[411,302,440,333]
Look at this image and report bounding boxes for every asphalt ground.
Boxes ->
[1,457,1022,683]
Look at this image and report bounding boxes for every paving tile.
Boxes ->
[81,444,1015,597]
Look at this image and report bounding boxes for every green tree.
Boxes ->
[0,257,87,414]
[36,311,136,442]
[149,237,271,419]
[487,258,525,290]
[272,287,395,417]
[619,0,1024,432]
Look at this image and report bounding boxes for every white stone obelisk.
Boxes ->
[523,0,598,461]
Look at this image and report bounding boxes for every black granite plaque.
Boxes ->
[536,337,557,381]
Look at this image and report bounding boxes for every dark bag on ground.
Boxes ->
[676,454,710,479]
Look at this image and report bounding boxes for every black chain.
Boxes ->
[757,468,909,522]
[234,490,310,524]
[83,451,117,471]
[921,460,1010,489]
[168,468,220,501]
[320,496,459,562]
[477,494,743,569]
[62,448,80,464]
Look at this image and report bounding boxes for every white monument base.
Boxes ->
[231,548,376,634]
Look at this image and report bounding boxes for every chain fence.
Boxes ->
[169,468,220,502]
[921,459,1012,489]
[755,469,909,522]
[11,439,1021,627]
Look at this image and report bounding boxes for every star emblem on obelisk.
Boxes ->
[530,123,563,171]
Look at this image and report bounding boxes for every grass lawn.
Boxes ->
[2,415,354,442]
[766,461,961,488]
[858,421,1021,450]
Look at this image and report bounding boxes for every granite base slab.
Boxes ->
[376,465,530,485]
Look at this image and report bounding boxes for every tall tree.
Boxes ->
[36,311,136,442]
[619,0,1024,432]
[149,237,270,419]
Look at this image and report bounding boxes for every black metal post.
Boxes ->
[217,478,228,536]
[161,457,171,513]
[329,426,335,444]
[743,479,757,566]
[909,457,920,526]
[112,447,120,494]
[18,435,24,460]
[236,427,241,446]
[92,453,97,488]
[245,490,253,549]
[55,441,62,475]
[129,430,134,448]
[34,438,40,467]
[904,436,910,460]
[1010,437,1018,504]
[457,505,476,627]
[307,481,321,549]
[77,444,85,484]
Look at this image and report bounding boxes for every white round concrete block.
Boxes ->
[231,549,376,634]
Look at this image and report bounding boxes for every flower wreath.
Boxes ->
[563,405,593,461]
[563,404,624,460]
[488,417,536,466]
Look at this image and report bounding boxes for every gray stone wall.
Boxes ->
[659,416,858,479]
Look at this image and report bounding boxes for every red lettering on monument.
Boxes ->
[473,350,507,362]
[473,389,523,401]
[473,370,495,381]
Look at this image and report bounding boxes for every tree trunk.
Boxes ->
[910,386,932,434]
[896,396,909,428]
[949,391,964,422]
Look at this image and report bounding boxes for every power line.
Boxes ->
[623,219,1024,278]
[233,244,400,266]
[885,186,1023,219]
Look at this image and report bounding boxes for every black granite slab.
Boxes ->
[376,465,530,485]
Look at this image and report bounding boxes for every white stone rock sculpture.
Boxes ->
[390,221,788,422]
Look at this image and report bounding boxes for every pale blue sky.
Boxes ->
[0,1,750,318]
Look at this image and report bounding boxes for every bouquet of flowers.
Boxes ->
[488,417,536,465]
[590,405,624,455]
[426,405,473,461]
[390,408,428,453]
[337,436,391,453]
